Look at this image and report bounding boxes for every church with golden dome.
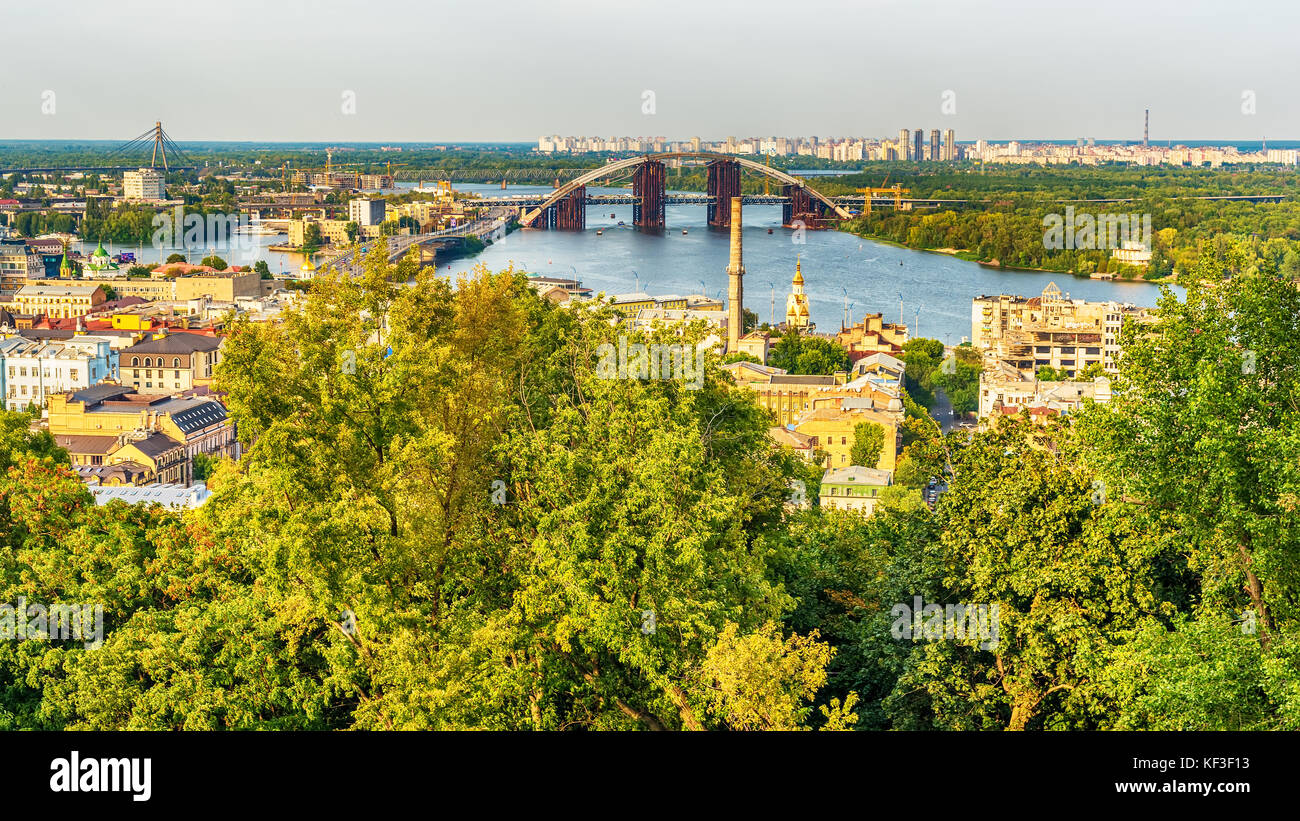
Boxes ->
[784,256,813,331]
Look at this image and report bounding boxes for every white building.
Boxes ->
[819,466,893,515]
[123,168,165,201]
[0,334,119,412]
[348,198,386,226]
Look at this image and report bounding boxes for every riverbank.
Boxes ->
[839,225,1176,285]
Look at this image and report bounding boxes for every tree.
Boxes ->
[344,221,360,243]
[849,421,885,468]
[191,452,219,482]
[1079,241,1300,650]
[253,260,272,280]
[200,254,227,271]
[301,222,324,251]
[165,253,186,264]
[767,329,850,375]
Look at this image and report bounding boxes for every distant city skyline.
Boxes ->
[3,0,1298,142]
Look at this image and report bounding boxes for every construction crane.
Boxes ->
[857,174,911,215]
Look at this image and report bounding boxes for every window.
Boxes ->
[144,358,152,367]
[70,369,78,381]
[132,357,139,366]
[841,436,847,445]
[173,358,180,367]
[174,370,181,378]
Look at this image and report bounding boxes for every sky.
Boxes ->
[2,0,1297,143]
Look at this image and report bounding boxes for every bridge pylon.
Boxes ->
[553,185,586,230]
[783,184,831,229]
[707,160,741,229]
[633,160,666,231]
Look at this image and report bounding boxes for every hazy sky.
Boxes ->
[3,0,1296,142]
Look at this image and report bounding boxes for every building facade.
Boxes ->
[0,334,118,411]
[120,331,223,394]
[123,168,166,201]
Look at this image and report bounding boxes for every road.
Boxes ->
[932,387,955,434]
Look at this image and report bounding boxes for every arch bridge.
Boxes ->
[519,151,852,231]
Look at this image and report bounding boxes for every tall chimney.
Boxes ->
[726,197,745,353]
[1144,109,1149,147]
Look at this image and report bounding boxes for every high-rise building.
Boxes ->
[943,129,956,161]
[913,130,924,163]
[930,129,940,162]
[899,129,911,160]
[726,197,745,354]
[348,198,386,226]
[123,168,165,201]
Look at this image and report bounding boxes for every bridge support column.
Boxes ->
[554,185,586,231]
[707,160,741,229]
[782,184,829,229]
[633,161,666,231]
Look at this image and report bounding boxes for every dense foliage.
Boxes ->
[0,238,1295,730]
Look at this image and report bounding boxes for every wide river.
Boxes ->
[441,184,1179,344]
[78,181,1180,344]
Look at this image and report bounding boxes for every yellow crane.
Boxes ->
[858,173,910,215]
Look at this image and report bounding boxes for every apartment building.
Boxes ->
[122,168,166,201]
[109,267,262,302]
[8,282,107,319]
[819,466,893,516]
[0,239,48,298]
[48,384,239,474]
[348,198,386,226]
[120,331,223,394]
[726,354,905,429]
[0,334,118,411]
[972,282,1147,378]
[835,313,909,358]
[978,361,1113,419]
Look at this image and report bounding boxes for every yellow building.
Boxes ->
[288,217,384,247]
[48,385,239,478]
[836,313,909,356]
[105,269,262,303]
[8,283,106,318]
[724,357,905,428]
[784,257,812,330]
[793,406,901,472]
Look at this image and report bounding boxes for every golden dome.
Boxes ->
[792,257,804,285]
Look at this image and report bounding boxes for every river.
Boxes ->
[441,183,1179,345]
[75,181,1178,344]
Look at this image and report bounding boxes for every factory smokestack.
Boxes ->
[1144,109,1149,147]
[726,197,745,354]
